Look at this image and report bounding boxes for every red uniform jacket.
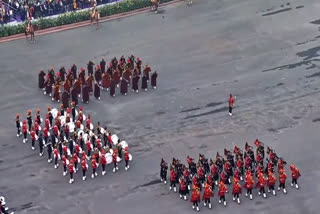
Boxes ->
[91,159,97,169]
[76,120,81,129]
[236,159,243,168]
[43,127,48,137]
[68,163,74,173]
[81,159,87,171]
[258,176,266,188]
[234,169,240,179]
[197,167,204,179]
[62,156,67,166]
[63,145,68,155]
[112,152,117,163]
[218,184,227,197]
[229,97,234,107]
[124,151,129,161]
[202,187,213,200]
[244,178,254,189]
[64,126,69,134]
[22,124,27,134]
[45,119,50,129]
[191,190,200,202]
[100,154,106,165]
[183,169,189,178]
[54,149,58,159]
[170,170,176,182]
[73,153,78,163]
[267,174,276,186]
[34,123,39,132]
[291,168,300,179]
[75,144,80,154]
[53,125,58,136]
[232,182,242,195]
[211,164,217,175]
[179,180,186,191]
[86,119,90,129]
[279,173,287,184]
[30,131,35,140]
[86,141,91,151]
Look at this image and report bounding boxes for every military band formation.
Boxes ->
[15,105,132,184]
[160,140,301,212]
[38,54,158,105]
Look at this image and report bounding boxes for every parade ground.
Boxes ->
[0,0,320,213]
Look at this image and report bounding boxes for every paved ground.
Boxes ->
[0,0,320,213]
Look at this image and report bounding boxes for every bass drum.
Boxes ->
[60,116,66,126]
[129,154,133,161]
[51,108,58,119]
[106,153,112,164]
[111,134,119,145]
[120,141,128,150]
[68,122,75,133]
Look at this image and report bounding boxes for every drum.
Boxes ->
[117,157,121,162]
[51,108,58,119]
[68,122,75,133]
[111,134,119,145]
[106,153,112,164]
[60,116,66,126]
[129,154,133,161]
[39,126,42,131]
[35,134,39,141]
[83,113,86,122]
[84,133,89,142]
[80,124,84,131]
[100,127,105,134]
[90,123,93,130]
[120,141,128,149]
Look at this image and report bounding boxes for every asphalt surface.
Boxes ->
[0,0,320,213]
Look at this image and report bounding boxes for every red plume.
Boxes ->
[233,145,239,154]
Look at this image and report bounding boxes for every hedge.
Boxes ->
[0,0,175,38]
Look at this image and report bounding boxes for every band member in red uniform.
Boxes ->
[179,177,187,201]
[124,147,130,170]
[34,121,39,136]
[68,158,75,184]
[81,157,87,180]
[228,94,234,116]
[54,146,59,169]
[30,127,36,150]
[190,187,200,211]
[27,109,32,133]
[210,162,219,185]
[91,157,98,179]
[73,152,79,172]
[267,170,276,195]
[257,172,267,198]
[278,169,287,193]
[22,120,28,143]
[202,182,213,208]
[218,181,227,206]
[169,166,176,192]
[232,178,242,204]
[151,71,158,89]
[160,158,168,184]
[86,140,92,157]
[112,149,118,172]
[43,126,48,145]
[15,113,21,137]
[290,165,301,189]
[197,166,205,186]
[62,154,67,176]
[244,171,254,200]
[100,150,107,175]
